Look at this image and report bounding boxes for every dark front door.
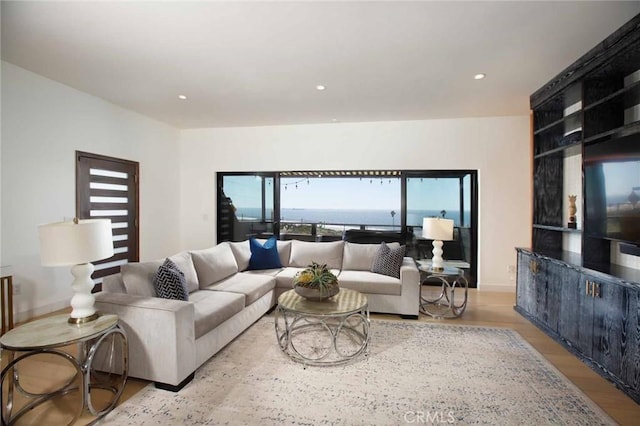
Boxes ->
[76,151,139,290]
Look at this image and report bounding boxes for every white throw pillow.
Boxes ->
[121,260,163,297]
[289,240,344,270]
[229,241,251,271]
[342,242,400,271]
[169,251,200,293]
[191,242,239,287]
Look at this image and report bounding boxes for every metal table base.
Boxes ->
[419,267,469,319]
[275,289,370,366]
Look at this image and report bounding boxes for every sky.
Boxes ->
[223,175,465,211]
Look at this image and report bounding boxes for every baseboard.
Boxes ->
[155,373,195,392]
[14,299,70,323]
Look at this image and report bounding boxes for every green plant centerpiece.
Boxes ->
[293,262,339,301]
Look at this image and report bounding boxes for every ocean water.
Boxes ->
[235,207,470,227]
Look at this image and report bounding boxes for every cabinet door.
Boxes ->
[532,256,547,320]
[557,265,582,346]
[621,288,640,394]
[591,276,629,381]
[516,252,536,315]
[577,274,595,358]
[540,260,565,332]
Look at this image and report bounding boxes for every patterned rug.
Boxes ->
[100,318,614,425]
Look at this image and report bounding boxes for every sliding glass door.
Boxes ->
[406,171,477,285]
[217,173,277,242]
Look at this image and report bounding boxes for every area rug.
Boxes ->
[100,318,614,425]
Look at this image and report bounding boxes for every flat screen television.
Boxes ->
[584,133,640,246]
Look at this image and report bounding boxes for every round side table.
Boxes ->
[418,266,469,319]
[0,313,128,425]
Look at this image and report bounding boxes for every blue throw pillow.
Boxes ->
[248,237,283,270]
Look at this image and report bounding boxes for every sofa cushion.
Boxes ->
[342,241,400,271]
[243,268,282,277]
[229,241,251,271]
[275,266,341,289]
[121,260,163,297]
[202,272,276,306]
[191,242,239,287]
[275,267,305,289]
[153,258,189,301]
[337,270,402,295]
[289,240,344,270]
[371,242,405,279]
[169,251,200,293]
[272,239,292,267]
[229,239,292,271]
[189,290,245,339]
[248,237,282,270]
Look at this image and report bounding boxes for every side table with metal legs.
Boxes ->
[418,266,468,319]
[0,313,128,425]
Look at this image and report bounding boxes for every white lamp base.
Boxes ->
[69,263,99,324]
[431,240,444,272]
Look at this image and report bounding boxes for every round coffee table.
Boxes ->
[275,288,369,366]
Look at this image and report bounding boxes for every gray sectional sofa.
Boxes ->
[94,239,420,390]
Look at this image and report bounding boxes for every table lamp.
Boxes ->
[422,217,454,272]
[38,218,114,324]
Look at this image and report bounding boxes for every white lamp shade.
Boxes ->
[422,218,454,241]
[39,219,114,266]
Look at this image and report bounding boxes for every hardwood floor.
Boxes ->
[2,289,639,425]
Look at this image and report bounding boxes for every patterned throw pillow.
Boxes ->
[248,236,283,270]
[153,258,189,301]
[371,242,405,279]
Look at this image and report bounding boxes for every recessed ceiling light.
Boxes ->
[316,85,326,91]
[178,95,188,100]
[474,73,486,80]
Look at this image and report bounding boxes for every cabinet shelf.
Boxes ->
[583,120,640,145]
[533,141,582,159]
[533,110,582,135]
[583,79,640,111]
[533,224,582,233]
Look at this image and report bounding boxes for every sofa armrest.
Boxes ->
[94,292,196,387]
[400,257,419,280]
[400,257,420,298]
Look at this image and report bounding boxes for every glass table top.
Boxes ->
[278,288,368,316]
[0,313,118,350]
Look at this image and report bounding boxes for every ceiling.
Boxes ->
[2,1,640,129]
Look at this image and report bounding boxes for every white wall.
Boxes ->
[1,62,182,321]
[179,116,532,290]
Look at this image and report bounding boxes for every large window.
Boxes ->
[217,170,478,286]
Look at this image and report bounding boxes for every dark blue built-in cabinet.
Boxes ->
[516,14,640,403]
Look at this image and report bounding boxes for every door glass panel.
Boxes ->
[221,175,275,240]
[407,173,476,285]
